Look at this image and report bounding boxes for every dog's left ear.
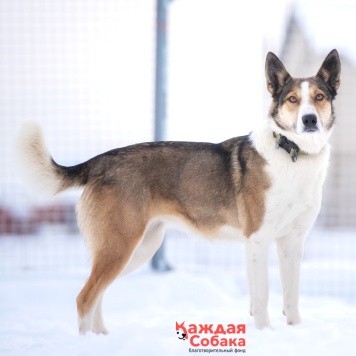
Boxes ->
[265,52,291,97]
[317,49,341,99]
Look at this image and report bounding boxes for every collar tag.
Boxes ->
[273,132,300,162]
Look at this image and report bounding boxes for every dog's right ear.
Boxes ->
[265,52,291,97]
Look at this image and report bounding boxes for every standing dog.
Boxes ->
[17,50,341,332]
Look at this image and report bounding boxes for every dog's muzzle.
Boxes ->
[302,114,318,132]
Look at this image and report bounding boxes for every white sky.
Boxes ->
[296,0,356,61]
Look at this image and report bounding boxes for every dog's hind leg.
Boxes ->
[76,237,141,335]
[76,257,123,335]
[76,187,149,334]
[87,221,166,334]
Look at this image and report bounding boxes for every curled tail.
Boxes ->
[16,122,88,196]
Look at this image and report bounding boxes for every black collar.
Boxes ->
[273,132,308,162]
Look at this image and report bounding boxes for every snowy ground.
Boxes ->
[0,228,355,356]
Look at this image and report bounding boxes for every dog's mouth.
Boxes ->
[178,333,187,340]
[303,126,319,133]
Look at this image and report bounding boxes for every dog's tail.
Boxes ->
[16,122,88,196]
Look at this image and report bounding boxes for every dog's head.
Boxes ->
[176,321,188,340]
[265,49,341,154]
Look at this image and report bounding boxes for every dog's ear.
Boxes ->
[265,52,291,97]
[317,49,341,99]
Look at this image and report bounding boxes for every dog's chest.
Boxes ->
[262,154,328,238]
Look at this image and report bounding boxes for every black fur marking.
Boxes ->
[316,49,341,100]
[265,52,291,97]
[310,76,333,101]
[65,164,89,185]
[237,136,250,175]
[277,78,301,106]
[269,77,301,131]
[53,159,90,188]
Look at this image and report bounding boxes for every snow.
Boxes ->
[0,229,355,356]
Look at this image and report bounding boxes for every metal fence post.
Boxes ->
[151,0,171,272]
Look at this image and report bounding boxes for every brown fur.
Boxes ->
[16,49,341,333]
[72,135,270,324]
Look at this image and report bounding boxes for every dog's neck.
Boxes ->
[273,132,309,162]
[250,123,331,165]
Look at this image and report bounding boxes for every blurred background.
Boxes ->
[1,0,355,305]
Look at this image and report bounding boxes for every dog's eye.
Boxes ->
[315,93,324,101]
[288,96,297,103]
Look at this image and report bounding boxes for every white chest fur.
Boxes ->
[251,124,330,239]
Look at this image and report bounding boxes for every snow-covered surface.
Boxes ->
[0,228,355,355]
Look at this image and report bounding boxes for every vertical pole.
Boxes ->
[154,0,168,142]
[151,0,171,272]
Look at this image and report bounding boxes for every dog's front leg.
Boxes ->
[245,239,271,329]
[276,233,305,326]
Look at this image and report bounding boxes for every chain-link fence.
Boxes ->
[0,0,355,302]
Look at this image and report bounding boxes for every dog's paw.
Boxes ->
[92,318,109,335]
[78,315,92,335]
[287,317,302,326]
[253,312,271,330]
[92,325,109,335]
[285,311,302,326]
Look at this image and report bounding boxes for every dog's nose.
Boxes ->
[302,114,317,128]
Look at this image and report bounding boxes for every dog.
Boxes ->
[16,49,341,333]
